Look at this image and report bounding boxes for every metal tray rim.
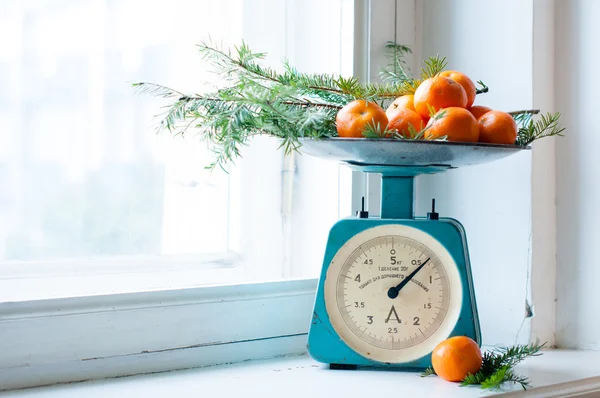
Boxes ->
[298,137,532,151]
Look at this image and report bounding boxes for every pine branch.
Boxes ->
[490,341,546,368]
[379,41,413,84]
[377,55,448,96]
[420,55,448,80]
[134,41,562,170]
[362,120,394,138]
[476,80,489,95]
[479,366,512,390]
[465,366,532,391]
[503,370,532,390]
[516,112,565,146]
[509,110,540,129]
[197,41,351,103]
[420,367,436,377]
[459,341,546,390]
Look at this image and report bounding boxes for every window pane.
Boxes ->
[0,0,352,294]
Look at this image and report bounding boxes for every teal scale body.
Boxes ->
[306,166,481,369]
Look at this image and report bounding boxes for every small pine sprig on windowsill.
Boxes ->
[420,340,546,391]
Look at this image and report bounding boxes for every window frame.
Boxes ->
[0,278,318,391]
[0,0,414,390]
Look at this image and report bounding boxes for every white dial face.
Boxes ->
[324,224,462,364]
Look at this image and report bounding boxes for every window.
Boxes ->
[0,0,570,392]
[0,0,354,301]
[0,1,406,391]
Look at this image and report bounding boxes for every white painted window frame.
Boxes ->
[0,0,412,391]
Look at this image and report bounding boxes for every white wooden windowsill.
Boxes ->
[2,349,599,398]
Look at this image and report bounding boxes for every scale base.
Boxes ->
[307,217,481,369]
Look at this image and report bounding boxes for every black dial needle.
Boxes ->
[387,258,431,299]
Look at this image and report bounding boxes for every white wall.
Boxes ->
[555,0,600,349]
[415,0,534,346]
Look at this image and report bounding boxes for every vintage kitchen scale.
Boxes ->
[299,138,528,370]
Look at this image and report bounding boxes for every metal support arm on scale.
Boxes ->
[347,164,452,220]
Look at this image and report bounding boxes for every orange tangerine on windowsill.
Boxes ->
[336,100,388,138]
[432,336,482,382]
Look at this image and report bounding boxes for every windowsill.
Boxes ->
[2,349,600,398]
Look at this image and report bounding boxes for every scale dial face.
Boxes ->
[324,224,463,364]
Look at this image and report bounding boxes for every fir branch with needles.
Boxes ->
[460,341,546,390]
[515,112,565,146]
[133,40,437,169]
[379,41,413,84]
[379,54,449,96]
[420,367,436,377]
[362,120,395,139]
[421,340,546,391]
[134,40,563,169]
[420,55,448,80]
[510,110,539,129]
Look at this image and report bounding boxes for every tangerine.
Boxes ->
[478,110,518,144]
[386,95,416,120]
[425,107,479,142]
[431,336,482,382]
[414,76,468,119]
[469,105,493,120]
[336,100,388,138]
[440,70,477,108]
[387,108,424,138]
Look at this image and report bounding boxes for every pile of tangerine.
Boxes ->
[336,71,517,145]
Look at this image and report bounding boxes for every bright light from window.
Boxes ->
[0,0,353,295]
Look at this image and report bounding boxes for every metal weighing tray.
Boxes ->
[298,138,529,169]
